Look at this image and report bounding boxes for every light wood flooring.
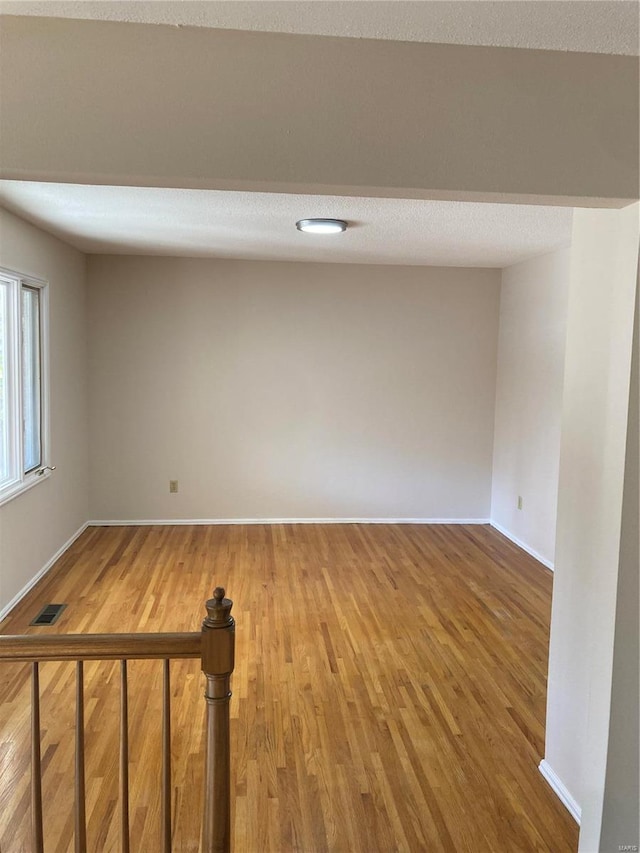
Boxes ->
[0,524,578,852]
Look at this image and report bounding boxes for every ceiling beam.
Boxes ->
[1,17,638,205]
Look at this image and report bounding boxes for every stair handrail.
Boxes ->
[0,586,235,853]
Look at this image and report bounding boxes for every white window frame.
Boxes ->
[0,267,51,507]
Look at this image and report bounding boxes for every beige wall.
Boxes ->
[491,248,570,566]
[545,205,639,847]
[0,209,89,615]
[87,256,500,521]
[1,16,637,204]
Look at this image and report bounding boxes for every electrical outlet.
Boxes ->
[169,480,178,494]
[517,495,523,510]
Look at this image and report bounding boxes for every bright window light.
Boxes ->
[0,268,49,506]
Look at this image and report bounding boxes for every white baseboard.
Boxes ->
[538,760,581,824]
[489,520,554,570]
[88,517,492,526]
[0,521,90,623]
[0,517,492,620]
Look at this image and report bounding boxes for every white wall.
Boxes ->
[544,204,639,849]
[491,248,570,567]
[0,210,89,616]
[87,256,500,522]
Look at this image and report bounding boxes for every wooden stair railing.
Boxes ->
[0,586,235,853]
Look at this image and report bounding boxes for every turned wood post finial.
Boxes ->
[201,585,235,679]
[203,587,234,629]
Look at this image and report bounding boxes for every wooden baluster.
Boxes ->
[75,661,87,852]
[120,660,130,853]
[31,661,44,853]
[200,587,235,853]
[162,658,172,852]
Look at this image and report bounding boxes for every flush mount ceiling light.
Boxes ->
[296,218,348,234]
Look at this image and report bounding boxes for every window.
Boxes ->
[0,269,49,505]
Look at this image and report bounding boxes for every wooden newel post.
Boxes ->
[201,587,235,853]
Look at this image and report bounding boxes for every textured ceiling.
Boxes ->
[0,182,573,268]
[1,0,638,55]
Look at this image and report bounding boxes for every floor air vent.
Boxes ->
[30,603,67,626]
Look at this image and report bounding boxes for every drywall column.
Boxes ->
[598,265,639,853]
[543,205,639,848]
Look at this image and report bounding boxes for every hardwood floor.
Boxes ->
[0,524,578,852]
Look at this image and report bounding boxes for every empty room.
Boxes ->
[0,3,638,852]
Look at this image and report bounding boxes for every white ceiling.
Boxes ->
[1,0,638,55]
[0,182,573,268]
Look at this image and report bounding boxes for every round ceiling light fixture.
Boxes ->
[296,218,348,234]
